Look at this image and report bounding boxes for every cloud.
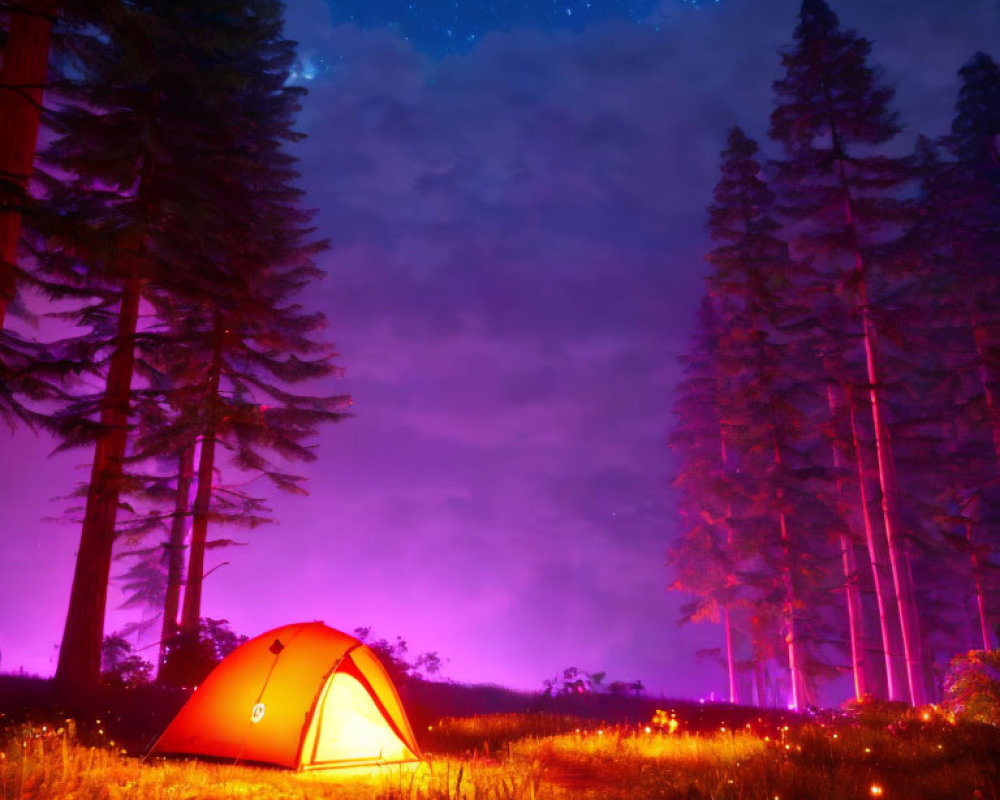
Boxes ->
[2,0,994,699]
[259,0,999,696]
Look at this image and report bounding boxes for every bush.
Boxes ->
[944,648,1000,725]
[101,635,152,688]
[157,618,248,688]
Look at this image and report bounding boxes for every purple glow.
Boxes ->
[0,0,995,701]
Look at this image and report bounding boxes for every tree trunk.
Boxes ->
[965,519,995,651]
[824,122,929,703]
[861,306,929,705]
[773,434,803,710]
[970,316,1000,465]
[157,442,195,677]
[825,384,868,700]
[0,0,57,328]
[968,318,1000,651]
[753,660,767,707]
[180,310,225,634]
[723,605,738,705]
[719,433,739,705]
[54,275,141,691]
[848,392,905,700]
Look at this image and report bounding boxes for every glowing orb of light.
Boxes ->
[251,703,266,724]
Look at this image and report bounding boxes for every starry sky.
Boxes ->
[0,0,997,701]
[320,0,669,56]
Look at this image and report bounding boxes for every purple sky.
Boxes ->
[0,0,997,701]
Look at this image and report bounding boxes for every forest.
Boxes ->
[1,0,1000,717]
[3,0,1000,797]
[669,0,1000,710]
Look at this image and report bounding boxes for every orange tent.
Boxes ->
[149,622,422,770]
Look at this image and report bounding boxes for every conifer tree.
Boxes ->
[946,51,1000,651]
[672,128,851,708]
[0,0,62,428]
[108,0,349,681]
[0,0,57,331]
[706,127,842,709]
[901,53,1000,654]
[670,296,745,704]
[37,0,198,690]
[768,0,931,704]
[37,0,346,691]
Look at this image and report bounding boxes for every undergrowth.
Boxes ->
[2,708,998,799]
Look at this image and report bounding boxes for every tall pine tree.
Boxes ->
[768,0,931,705]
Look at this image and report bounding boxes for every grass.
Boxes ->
[2,707,999,799]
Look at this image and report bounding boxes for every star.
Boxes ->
[320,0,674,57]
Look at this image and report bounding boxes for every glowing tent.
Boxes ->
[150,622,422,770]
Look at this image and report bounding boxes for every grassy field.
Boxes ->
[3,705,999,799]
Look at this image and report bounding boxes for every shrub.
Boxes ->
[101,635,152,688]
[944,648,1000,725]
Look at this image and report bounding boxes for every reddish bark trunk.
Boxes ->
[719,433,739,705]
[962,315,1000,650]
[826,385,868,700]
[849,393,906,700]
[54,276,141,691]
[965,520,995,651]
[824,120,929,703]
[971,317,1000,466]
[860,305,929,705]
[773,434,803,710]
[753,661,767,707]
[0,0,57,328]
[723,605,738,705]
[180,312,225,634]
[157,443,195,676]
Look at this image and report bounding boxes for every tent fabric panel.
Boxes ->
[297,662,333,768]
[309,672,415,765]
[350,646,422,757]
[237,624,356,767]
[151,624,303,760]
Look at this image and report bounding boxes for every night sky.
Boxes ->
[0,0,997,700]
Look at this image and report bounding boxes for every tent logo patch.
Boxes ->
[251,703,266,723]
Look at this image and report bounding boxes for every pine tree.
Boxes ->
[36,0,190,691]
[708,127,847,709]
[0,0,57,330]
[900,52,1000,655]
[671,128,853,708]
[109,0,349,681]
[36,0,346,691]
[0,0,62,428]
[947,52,1000,649]
[768,0,931,705]
[669,296,745,704]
